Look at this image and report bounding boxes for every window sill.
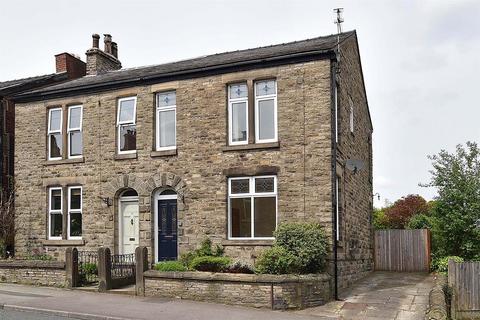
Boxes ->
[42,239,85,246]
[44,157,85,166]
[114,153,137,160]
[222,239,274,246]
[222,141,280,152]
[151,149,177,157]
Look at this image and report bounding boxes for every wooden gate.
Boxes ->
[374,229,431,272]
[448,260,480,320]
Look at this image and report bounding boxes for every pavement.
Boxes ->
[296,272,435,319]
[0,272,435,320]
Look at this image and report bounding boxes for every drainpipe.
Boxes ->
[330,59,339,301]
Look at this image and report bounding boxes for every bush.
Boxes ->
[225,261,255,274]
[154,261,187,272]
[80,262,98,276]
[406,214,433,229]
[190,256,231,272]
[273,222,328,273]
[431,256,464,273]
[255,246,300,274]
[179,238,224,269]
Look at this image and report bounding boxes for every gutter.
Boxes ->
[14,49,336,103]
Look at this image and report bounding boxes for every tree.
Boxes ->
[383,194,429,229]
[423,142,480,260]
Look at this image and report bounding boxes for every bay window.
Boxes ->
[228,176,277,239]
[156,91,176,150]
[117,97,137,154]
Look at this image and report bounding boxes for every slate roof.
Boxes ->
[0,73,65,95]
[16,31,355,100]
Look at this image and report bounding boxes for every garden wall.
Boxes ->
[0,260,66,287]
[141,270,332,310]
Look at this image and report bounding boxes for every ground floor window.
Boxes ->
[228,176,277,239]
[48,186,83,240]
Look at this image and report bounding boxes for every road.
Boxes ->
[0,309,69,319]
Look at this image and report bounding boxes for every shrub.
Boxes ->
[179,238,224,269]
[154,261,187,272]
[80,262,98,276]
[255,246,300,275]
[190,256,231,272]
[431,256,464,273]
[273,222,328,273]
[225,261,255,274]
[406,214,433,229]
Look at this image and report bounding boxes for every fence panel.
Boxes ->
[448,261,480,320]
[374,229,430,272]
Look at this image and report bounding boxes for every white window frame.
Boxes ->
[228,175,277,240]
[349,97,354,134]
[48,187,63,240]
[67,186,82,240]
[67,105,83,159]
[116,97,137,154]
[254,80,278,144]
[155,92,177,151]
[48,108,63,161]
[228,83,249,146]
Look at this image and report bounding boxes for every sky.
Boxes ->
[1,0,479,207]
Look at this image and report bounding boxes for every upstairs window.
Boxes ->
[156,91,176,150]
[68,186,82,239]
[49,187,63,240]
[48,108,63,160]
[255,80,277,143]
[117,97,137,154]
[228,176,277,239]
[67,105,83,158]
[228,83,248,145]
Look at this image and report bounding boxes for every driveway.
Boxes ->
[296,272,435,320]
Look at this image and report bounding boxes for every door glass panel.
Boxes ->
[254,197,276,237]
[230,198,251,237]
[258,99,275,140]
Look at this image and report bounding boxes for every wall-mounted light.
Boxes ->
[100,197,113,207]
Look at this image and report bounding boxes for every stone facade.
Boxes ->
[14,32,373,290]
[0,260,66,287]
[142,271,331,309]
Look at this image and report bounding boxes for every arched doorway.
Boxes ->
[154,189,178,262]
[118,188,139,255]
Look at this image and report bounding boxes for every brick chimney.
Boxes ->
[55,53,86,79]
[85,34,122,76]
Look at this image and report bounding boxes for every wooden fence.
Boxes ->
[374,229,431,272]
[448,260,480,320]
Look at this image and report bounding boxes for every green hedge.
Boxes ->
[190,256,231,272]
[154,261,188,272]
[431,256,464,273]
[255,222,328,274]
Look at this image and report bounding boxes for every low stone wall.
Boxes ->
[142,271,332,310]
[0,260,67,287]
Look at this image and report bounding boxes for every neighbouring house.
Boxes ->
[13,31,373,289]
[0,55,86,253]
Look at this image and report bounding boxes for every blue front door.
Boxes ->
[157,199,177,261]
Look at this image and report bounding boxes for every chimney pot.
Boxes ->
[111,42,118,58]
[104,34,112,54]
[92,34,100,48]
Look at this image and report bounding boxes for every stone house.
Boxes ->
[0,55,86,252]
[13,31,373,288]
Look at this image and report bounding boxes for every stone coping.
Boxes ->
[144,270,330,284]
[0,259,65,269]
